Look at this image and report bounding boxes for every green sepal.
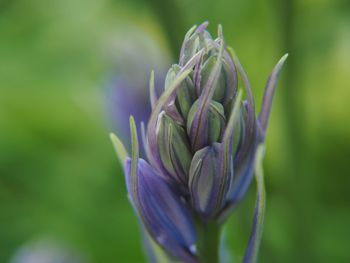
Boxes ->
[181,31,200,66]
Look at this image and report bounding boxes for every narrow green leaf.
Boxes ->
[258,54,288,132]
[130,116,139,199]
[243,144,266,263]
[149,70,157,109]
[110,133,128,164]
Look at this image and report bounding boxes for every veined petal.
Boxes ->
[179,25,198,66]
[213,90,243,213]
[164,65,196,123]
[126,117,197,263]
[179,22,209,67]
[217,147,256,223]
[227,48,257,189]
[187,100,226,147]
[147,49,204,180]
[230,148,256,204]
[188,34,224,151]
[193,51,204,96]
[147,69,193,180]
[125,158,197,263]
[208,40,238,108]
[189,143,231,219]
[156,111,192,186]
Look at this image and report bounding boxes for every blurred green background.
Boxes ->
[1,0,350,262]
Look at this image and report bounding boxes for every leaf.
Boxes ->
[258,54,288,135]
[243,144,266,263]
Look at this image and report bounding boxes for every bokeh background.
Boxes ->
[1,0,350,262]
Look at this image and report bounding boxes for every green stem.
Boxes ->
[197,221,221,263]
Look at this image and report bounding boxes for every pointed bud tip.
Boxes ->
[149,70,157,108]
[129,115,136,130]
[129,115,139,162]
[278,53,289,66]
[110,132,128,164]
[196,21,209,33]
[217,24,223,38]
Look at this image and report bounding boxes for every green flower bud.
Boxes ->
[156,111,192,184]
[188,143,227,217]
[200,55,230,102]
[187,100,226,147]
[165,65,196,121]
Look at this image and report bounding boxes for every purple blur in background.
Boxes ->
[106,27,170,154]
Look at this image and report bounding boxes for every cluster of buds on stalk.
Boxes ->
[111,22,287,263]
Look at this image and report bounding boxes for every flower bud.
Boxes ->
[165,65,196,120]
[111,21,288,263]
[156,111,192,185]
[188,143,231,218]
[187,100,226,149]
[200,55,231,102]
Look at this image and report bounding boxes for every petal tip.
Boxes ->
[196,21,209,33]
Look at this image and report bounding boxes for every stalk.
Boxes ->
[197,221,221,263]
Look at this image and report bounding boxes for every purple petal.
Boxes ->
[217,144,256,222]
[125,158,198,263]
[196,21,209,34]
[189,143,232,219]
[226,48,256,169]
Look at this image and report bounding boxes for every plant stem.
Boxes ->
[197,221,221,263]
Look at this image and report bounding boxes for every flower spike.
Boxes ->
[111,22,286,263]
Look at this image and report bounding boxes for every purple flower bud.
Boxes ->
[111,22,287,262]
[189,143,232,218]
